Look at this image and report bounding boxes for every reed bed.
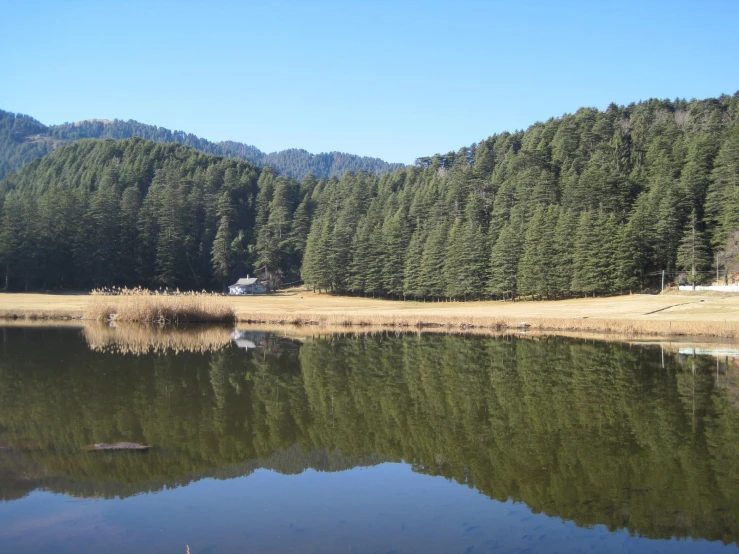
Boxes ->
[85,287,236,325]
[83,323,233,355]
[235,311,739,339]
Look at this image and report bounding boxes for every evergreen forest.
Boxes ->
[1,93,739,296]
[0,109,404,181]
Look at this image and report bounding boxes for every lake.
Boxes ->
[0,325,738,553]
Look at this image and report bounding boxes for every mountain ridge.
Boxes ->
[0,109,404,181]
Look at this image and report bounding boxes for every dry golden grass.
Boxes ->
[0,293,85,320]
[83,323,233,355]
[229,290,739,338]
[3,289,739,338]
[231,289,739,320]
[84,287,236,324]
[235,310,739,338]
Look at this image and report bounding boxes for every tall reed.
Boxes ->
[85,287,236,324]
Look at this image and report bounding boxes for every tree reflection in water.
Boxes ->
[1,326,738,544]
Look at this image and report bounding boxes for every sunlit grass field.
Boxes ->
[2,289,739,337]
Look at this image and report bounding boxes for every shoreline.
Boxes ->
[7,320,739,357]
[2,290,739,339]
[233,312,739,339]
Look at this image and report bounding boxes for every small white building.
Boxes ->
[228,276,267,295]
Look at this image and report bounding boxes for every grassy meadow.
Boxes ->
[2,289,739,338]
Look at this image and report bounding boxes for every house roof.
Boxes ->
[232,277,258,286]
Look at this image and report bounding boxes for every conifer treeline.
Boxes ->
[300,94,739,298]
[1,94,738,295]
[0,138,261,290]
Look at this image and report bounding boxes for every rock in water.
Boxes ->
[87,442,150,451]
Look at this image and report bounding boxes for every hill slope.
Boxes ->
[0,138,263,290]
[0,109,404,181]
[296,93,739,298]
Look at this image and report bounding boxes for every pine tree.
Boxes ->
[572,211,616,296]
[460,218,489,299]
[347,219,371,294]
[653,181,689,275]
[0,196,20,290]
[676,210,711,286]
[419,219,449,299]
[211,191,236,290]
[445,198,490,299]
[154,169,187,287]
[35,188,84,289]
[551,208,577,297]
[363,220,386,297]
[706,126,739,247]
[403,221,427,299]
[518,205,558,299]
[442,217,465,298]
[284,198,312,277]
[613,196,656,292]
[255,177,299,285]
[119,186,142,285]
[681,135,719,210]
[487,211,524,299]
[87,182,121,286]
[301,215,333,292]
[381,209,408,298]
[0,194,37,290]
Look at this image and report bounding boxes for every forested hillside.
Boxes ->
[0,109,404,181]
[299,93,739,298]
[1,93,738,295]
[0,138,262,290]
[0,111,55,180]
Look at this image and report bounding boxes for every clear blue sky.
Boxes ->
[2,0,738,164]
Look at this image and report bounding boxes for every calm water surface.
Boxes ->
[0,326,738,553]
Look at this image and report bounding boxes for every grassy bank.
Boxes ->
[229,290,739,338]
[2,290,739,338]
[236,311,739,338]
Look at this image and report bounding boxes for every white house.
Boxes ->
[228,276,267,295]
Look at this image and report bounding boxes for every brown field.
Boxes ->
[2,290,739,338]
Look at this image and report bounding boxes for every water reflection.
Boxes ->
[82,323,234,354]
[1,326,739,546]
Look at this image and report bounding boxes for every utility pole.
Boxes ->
[661,270,665,293]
